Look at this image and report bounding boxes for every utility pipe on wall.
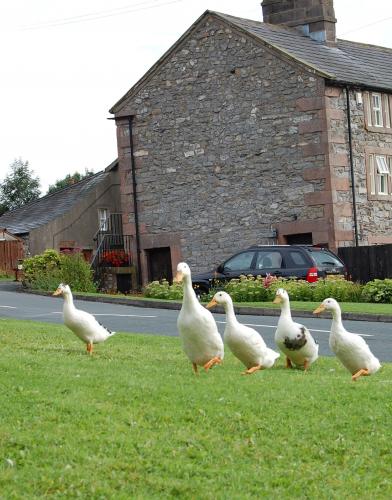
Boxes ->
[345,85,359,247]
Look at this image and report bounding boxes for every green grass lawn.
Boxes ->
[1,319,391,498]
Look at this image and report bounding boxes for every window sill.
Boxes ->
[368,194,392,201]
[365,125,392,134]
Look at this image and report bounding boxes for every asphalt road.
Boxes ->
[1,282,391,361]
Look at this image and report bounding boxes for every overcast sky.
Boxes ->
[1,0,391,194]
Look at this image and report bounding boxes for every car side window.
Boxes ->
[289,250,308,268]
[310,250,342,267]
[255,251,283,269]
[224,251,255,271]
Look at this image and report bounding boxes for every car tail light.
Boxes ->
[306,267,318,283]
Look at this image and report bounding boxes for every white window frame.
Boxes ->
[384,94,391,128]
[371,93,383,127]
[98,208,109,231]
[375,155,389,195]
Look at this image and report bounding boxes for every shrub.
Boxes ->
[361,279,392,303]
[143,279,183,300]
[60,253,97,293]
[312,277,363,303]
[23,249,96,293]
[224,275,270,302]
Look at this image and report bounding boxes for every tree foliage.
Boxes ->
[0,158,41,214]
[47,169,95,195]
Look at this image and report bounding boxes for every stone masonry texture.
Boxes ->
[114,15,336,274]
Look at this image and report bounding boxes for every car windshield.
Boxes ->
[309,249,342,267]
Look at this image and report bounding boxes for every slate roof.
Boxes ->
[0,161,117,235]
[110,10,392,113]
[218,12,392,91]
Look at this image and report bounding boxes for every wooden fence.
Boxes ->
[0,240,24,274]
[338,244,392,283]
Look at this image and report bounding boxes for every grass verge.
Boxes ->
[0,318,391,498]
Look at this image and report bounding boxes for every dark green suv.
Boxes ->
[192,245,347,294]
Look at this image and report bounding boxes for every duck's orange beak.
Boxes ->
[206,298,217,309]
[53,288,62,296]
[273,295,282,304]
[174,271,183,283]
[313,304,325,314]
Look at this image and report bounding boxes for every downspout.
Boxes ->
[127,115,143,290]
[345,85,359,246]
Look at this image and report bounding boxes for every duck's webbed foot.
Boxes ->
[352,368,369,381]
[241,365,263,375]
[203,356,222,372]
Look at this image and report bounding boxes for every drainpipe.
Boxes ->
[345,85,359,246]
[127,115,143,290]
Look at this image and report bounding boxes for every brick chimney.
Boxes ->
[261,0,337,45]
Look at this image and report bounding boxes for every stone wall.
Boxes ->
[114,14,330,275]
[325,86,392,247]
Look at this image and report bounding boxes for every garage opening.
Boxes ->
[146,247,172,283]
[285,233,313,245]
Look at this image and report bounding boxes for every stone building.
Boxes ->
[109,0,392,283]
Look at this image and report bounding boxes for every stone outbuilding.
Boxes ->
[0,160,121,260]
[109,0,392,283]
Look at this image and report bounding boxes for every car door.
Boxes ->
[254,249,285,278]
[221,250,257,280]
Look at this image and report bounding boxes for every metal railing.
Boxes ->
[91,213,134,288]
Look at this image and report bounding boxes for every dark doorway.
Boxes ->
[286,233,313,245]
[117,273,132,294]
[147,247,173,282]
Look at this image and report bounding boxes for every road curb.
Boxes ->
[18,287,392,323]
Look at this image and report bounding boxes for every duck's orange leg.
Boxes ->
[352,368,369,381]
[203,356,222,372]
[86,342,93,355]
[303,359,309,372]
[242,364,263,375]
[285,356,293,369]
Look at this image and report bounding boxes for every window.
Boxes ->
[375,155,389,195]
[365,92,392,132]
[98,208,109,231]
[289,250,307,268]
[255,251,283,269]
[367,153,392,199]
[224,251,255,272]
[371,93,383,127]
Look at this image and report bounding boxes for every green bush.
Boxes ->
[361,279,392,303]
[23,249,96,293]
[143,280,183,300]
[224,275,270,302]
[223,275,363,303]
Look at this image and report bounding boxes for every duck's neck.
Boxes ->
[280,298,292,321]
[182,276,199,308]
[223,300,238,326]
[330,307,343,334]
[63,292,75,311]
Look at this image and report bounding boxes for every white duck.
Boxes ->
[274,288,318,370]
[207,291,279,374]
[313,298,381,381]
[175,262,224,374]
[53,283,115,354]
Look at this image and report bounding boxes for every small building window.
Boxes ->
[371,93,383,127]
[367,153,392,199]
[365,91,392,132]
[98,208,109,231]
[375,155,389,195]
